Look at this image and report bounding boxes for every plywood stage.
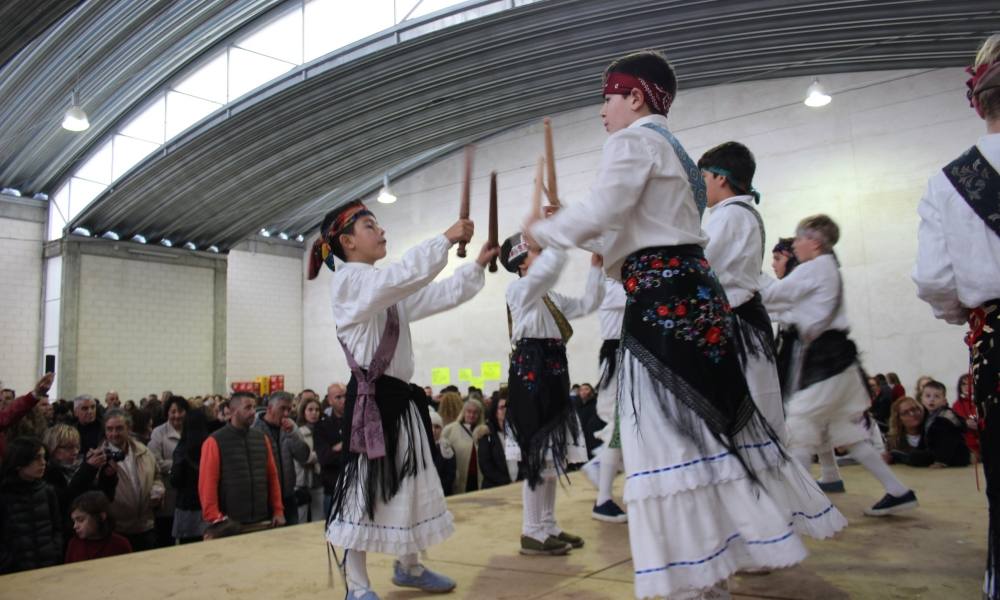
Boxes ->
[0,463,986,600]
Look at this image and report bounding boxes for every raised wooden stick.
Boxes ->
[457,145,474,258]
[543,117,559,207]
[532,156,544,221]
[488,171,498,273]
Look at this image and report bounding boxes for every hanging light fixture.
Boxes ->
[804,79,832,108]
[62,90,90,131]
[377,174,397,204]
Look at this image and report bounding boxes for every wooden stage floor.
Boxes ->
[0,463,986,599]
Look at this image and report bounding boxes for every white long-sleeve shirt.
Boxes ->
[704,195,764,308]
[598,277,627,341]
[912,133,1000,324]
[760,254,849,343]
[506,248,605,341]
[330,234,485,382]
[530,114,708,279]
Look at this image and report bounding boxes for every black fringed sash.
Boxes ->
[732,292,776,365]
[506,338,581,489]
[597,338,620,391]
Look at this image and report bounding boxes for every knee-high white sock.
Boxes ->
[345,549,370,594]
[522,480,546,541]
[397,552,423,577]
[597,446,621,505]
[846,441,909,497]
[817,447,842,483]
[542,475,560,537]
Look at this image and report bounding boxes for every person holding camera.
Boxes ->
[102,408,164,552]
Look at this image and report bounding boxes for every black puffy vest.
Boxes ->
[211,425,271,524]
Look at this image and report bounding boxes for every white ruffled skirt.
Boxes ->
[325,403,454,556]
[619,349,848,599]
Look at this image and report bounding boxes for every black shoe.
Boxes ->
[817,479,846,493]
[592,499,628,523]
[864,490,918,516]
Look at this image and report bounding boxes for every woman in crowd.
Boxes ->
[148,395,188,547]
[913,375,934,400]
[0,437,63,573]
[170,408,209,543]
[477,395,522,489]
[42,424,118,536]
[429,411,456,496]
[65,490,132,563]
[885,396,969,467]
[437,391,464,427]
[441,399,484,494]
[294,396,325,523]
[886,372,906,400]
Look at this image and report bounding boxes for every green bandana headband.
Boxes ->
[703,166,761,205]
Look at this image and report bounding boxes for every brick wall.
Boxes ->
[0,215,44,395]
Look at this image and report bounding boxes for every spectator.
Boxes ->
[314,384,345,518]
[103,408,164,551]
[442,399,484,494]
[953,373,982,459]
[198,392,285,534]
[42,424,117,536]
[218,399,233,424]
[478,396,522,489]
[170,409,209,543]
[252,391,309,526]
[573,383,605,457]
[73,395,103,456]
[65,491,132,563]
[0,389,14,410]
[148,395,188,547]
[323,383,345,418]
[871,374,895,431]
[1,374,51,462]
[886,373,906,400]
[37,394,54,427]
[429,411,456,497]
[0,437,63,573]
[105,391,121,409]
[130,408,154,445]
[885,393,970,468]
[913,375,934,400]
[437,391,464,427]
[293,396,324,523]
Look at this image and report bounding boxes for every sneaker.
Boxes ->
[391,561,456,593]
[557,530,584,548]
[592,499,628,523]
[863,490,918,516]
[817,479,846,493]
[519,534,571,555]
[347,590,380,600]
[581,456,600,488]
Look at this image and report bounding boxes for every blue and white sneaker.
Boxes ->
[392,561,457,593]
[581,456,600,489]
[592,499,627,523]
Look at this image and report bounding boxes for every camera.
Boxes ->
[105,447,126,462]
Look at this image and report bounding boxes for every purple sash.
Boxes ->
[338,305,400,459]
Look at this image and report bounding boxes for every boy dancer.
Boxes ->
[762,214,918,517]
[527,51,845,599]
[500,233,604,555]
[912,33,1000,599]
[309,200,496,600]
[698,141,785,441]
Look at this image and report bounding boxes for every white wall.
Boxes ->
[76,254,216,400]
[227,246,303,394]
[303,68,983,397]
[0,214,44,394]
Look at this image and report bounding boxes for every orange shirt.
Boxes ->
[198,431,284,523]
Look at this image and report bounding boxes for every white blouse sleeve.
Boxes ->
[336,234,452,323]
[551,265,606,320]
[530,132,654,250]
[760,263,818,317]
[403,262,486,322]
[506,248,567,308]
[912,179,968,324]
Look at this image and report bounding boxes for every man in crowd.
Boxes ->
[199,392,285,535]
[73,394,103,455]
[323,382,346,418]
[315,381,347,518]
[252,391,309,525]
[105,390,121,409]
[0,374,52,459]
[104,408,164,551]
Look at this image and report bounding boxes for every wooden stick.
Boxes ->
[457,145,474,258]
[488,171,498,273]
[532,156,544,222]
[543,117,559,207]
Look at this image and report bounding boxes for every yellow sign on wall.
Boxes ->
[431,367,451,386]
[458,368,474,382]
[480,361,503,381]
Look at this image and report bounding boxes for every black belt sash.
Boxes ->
[732,292,776,364]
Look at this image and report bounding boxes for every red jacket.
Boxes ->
[65,533,132,563]
[0,392,39,458]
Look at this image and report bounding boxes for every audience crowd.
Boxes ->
[0,363,982,573]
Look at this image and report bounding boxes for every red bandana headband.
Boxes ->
[603,72,675,115]
[966,60,1000,117]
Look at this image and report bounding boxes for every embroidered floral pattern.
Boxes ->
[624,251,734,363]
[511,340,566,392]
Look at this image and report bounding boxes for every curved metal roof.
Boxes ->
[3,0,999,250]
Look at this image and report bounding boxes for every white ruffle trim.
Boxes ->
[326,508,455,556]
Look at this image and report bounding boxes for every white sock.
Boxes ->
[846,441,909,497]
[522,480,546,541]
[817,447,842,483]
[541,475,560,537]
[397,552,423,576]
[597,446,621,505]
[345,549,370,593]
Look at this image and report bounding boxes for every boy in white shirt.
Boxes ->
[912,34,1000,599]
[762,214,917,517]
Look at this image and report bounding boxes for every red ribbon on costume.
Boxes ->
[966,61,1000,116]
[603,72,675,115]
[966,307,986,491]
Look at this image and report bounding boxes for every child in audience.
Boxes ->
[65,491,133,563]
[912,381,970,467]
